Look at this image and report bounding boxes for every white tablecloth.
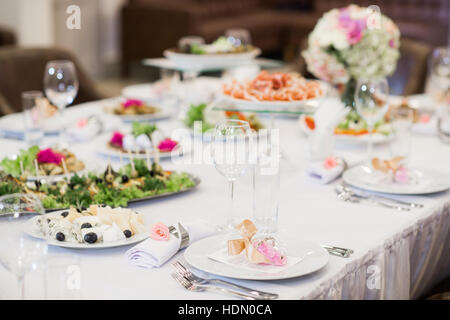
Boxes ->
[0,102,449,300]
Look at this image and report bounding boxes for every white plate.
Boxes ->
[164,48,261,70]
[297,115,393,144]
[23,211,149,249]
[343,165,450,195]
[184,235,329,280]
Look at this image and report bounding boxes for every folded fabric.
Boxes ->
[125,220,215,269]
[307,156,345,184]
[67,114,121,142]
[411,117,437,136]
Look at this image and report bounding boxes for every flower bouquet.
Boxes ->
[302,4,400,126]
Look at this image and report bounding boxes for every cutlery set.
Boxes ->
[335,183,423,211]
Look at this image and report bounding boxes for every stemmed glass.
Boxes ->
[225,28,252,48]
[211,119,251,231]
[355,78,390,160]
[0,193,48,299]
[43,60,79,148]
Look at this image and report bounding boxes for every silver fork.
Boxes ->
[320,245,354,258]
[171,272,259,300]
[172,261,278,300]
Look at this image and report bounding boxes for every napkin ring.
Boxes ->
[169,223,189,249]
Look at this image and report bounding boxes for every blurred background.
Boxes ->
[0,0,448,114]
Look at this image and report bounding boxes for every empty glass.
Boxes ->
[211,120,251,230]
[389,107,414,161]
[355,78,390,160]
[22,91,44,146]
[0,193,47,299]
[43,60,78,148]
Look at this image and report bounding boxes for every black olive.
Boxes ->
[101,204,107,207]
[95,177,103,184]
[81,223,92,229]
[68,183,74,190]
[121,175,129,183]
[76,207,82,213]
[34,180,42,189]
[123,230,132,238]
[60,211,69,218]
[47,219,51,223]
[84,232,97,243]
[56,232,65,241]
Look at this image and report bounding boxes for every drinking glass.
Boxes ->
[389,107,414,162]
[355,78,390,160]
[43,60,78,148]
[211,119,251,231]
[22,91,44,146]
[45,254,82,299]
[0,193,47,299]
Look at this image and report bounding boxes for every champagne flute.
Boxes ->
[355,78,389,160]
[211,119,251,231]
[0,193,48,299]
[43,60,79,148]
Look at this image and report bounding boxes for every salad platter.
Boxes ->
[164,36,261,70]
[24,205,150,249]
[0,158,200,212]
[0,146,86,182]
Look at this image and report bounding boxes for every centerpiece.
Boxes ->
[302,5,400,125]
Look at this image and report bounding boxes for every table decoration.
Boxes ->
[307,156,346,184]
[302,4,400,128]
[126,220,214,268]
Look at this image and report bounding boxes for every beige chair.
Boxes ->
[0,47,106,116]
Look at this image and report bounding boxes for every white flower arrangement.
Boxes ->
[302,5,400,84]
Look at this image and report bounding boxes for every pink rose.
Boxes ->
[150,222,170,241]
[76,118,89,128]
[122,99,143,109]
[323,156,338,170]
[394,167,409,183]
[419,114,430,124]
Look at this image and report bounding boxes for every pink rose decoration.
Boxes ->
[76,118,89,128]
[37,148,65,165]
[253,240,286,266]
[323,156,338,170]
[150,222,170,241]
[158,138,178,152]
[419,114,430,124]
[122,99,143,109]
[110,131,124,148]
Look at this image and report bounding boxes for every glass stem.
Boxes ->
[58,107,67,148]
[17,275,25,300]
[367,125,374,161]
[228,180,235,229]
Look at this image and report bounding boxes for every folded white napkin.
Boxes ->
[67,115,121,142]
[125,220,215,268]
[411,117,437,136]
[307,157,345,184]
[308,98,350,161]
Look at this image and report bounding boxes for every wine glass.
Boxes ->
[211,119,251,231]
[225,28,252,47]
[355,78,389,160]
[0,193,48,299]
[43,60,79,148]
[389,107,414,163]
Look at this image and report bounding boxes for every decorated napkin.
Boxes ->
[125,220,215,268]
[411,114,437,136]
[208,220,303,274]
[66,115,121,142]
[307,156,345,184]
[365,157,420,185]
[308,98,350,161]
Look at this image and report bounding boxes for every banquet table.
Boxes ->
[0,100,449,300]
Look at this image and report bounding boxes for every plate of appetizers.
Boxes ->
[24,205,150,249]
[164,36,261,70]
[0,160,200,211]
[0,146,85,182]
[103,98,171,122]
[182,103,265,136]
[99,122,184,160]
[220,71,325,114]
[298,112,393,144]
[343,158,450,195]
[185,219,329,280]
